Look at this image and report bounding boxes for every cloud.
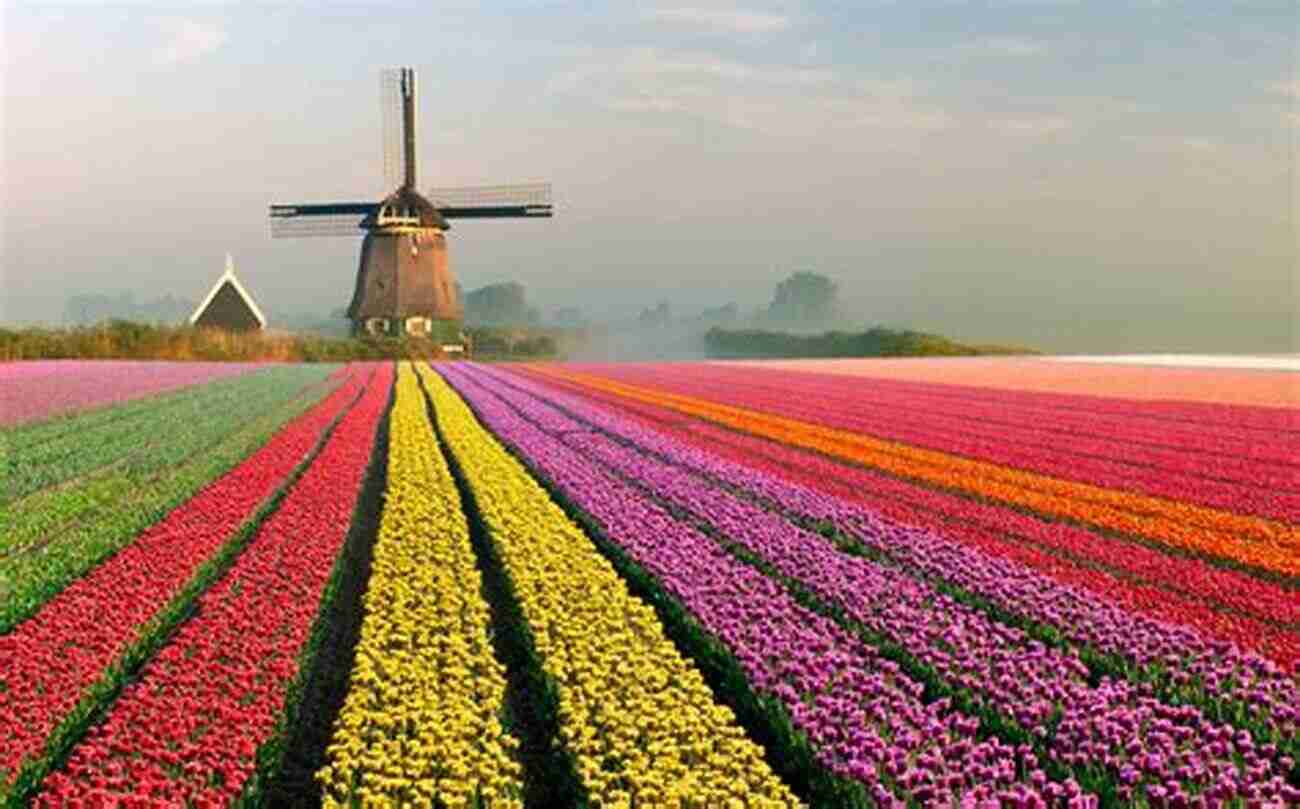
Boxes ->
[648,7,790,33]
[154,19,226,67]
[549,48,952,139]
[969,37,1048,57]
[548,48,833,96]
[992,116,1071,137]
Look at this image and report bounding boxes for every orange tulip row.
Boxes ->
[537,367,1300,579]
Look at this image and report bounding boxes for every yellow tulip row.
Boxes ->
[419,364,799,808]
[319,363,524,808]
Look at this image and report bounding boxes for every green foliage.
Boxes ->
[0,321,561,361]
[3,368,324,504]
[703,326,1036,358]
[465,326,561,360]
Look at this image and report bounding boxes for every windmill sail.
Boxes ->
[380,69,403,191]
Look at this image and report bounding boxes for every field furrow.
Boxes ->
[422,364,802,808]
[437,363,1071,807]
[318,363,523,807]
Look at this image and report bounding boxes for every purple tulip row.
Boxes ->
[482,365,1300,727]
[462,364,1298,805]
[569,364,1297,522]
[0,360,261,427]
[498,366,1300,633]
[437,364,1067,808]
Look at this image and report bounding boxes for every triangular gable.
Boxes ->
[189,254,267,328]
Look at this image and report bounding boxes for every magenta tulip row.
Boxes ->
[577,361,1297,437]
[438,364,1064,807]
[570,364,1298,522]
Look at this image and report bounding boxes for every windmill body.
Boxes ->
[270,68,552,338]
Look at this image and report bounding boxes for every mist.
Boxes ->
[4,3,1296,354]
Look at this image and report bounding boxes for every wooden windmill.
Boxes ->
[269,67,552,338]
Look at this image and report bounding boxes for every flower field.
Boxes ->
[0,357,1296,807]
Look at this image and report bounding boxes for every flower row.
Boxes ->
[0,365,368,800]
[536,367,1298,577]
[438,363,1058,807]
[34,362,392,805]
[0,371,340,634]
[421,364,801,808]
[0,359,261,428]
[578,360,1295,451]
[492,364,1300,719]
[3,366,328,505]
[319,363,523,808]
[501,361,1300,647]
[469,363,1298,805]
[526,369,1300,662]
[580,363,1298,521]
[2,365,332,555]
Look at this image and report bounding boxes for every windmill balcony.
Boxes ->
[375,205,424,229]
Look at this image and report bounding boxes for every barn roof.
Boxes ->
[189,255,267,328]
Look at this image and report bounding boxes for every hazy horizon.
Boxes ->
[4,2,1297,353]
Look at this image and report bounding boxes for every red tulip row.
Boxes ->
[34,361,393,806]
[0,365,371,802]
[568,363,1299,522]
[517,368,1300,666]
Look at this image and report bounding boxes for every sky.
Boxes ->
[3,0,1297,352]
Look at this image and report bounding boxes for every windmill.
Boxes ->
[269,67,552,338]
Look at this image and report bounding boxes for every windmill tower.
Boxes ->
[269,68,552,338]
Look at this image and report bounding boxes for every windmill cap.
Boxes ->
[364,186,449,230]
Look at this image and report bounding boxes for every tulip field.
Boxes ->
[1,358,1296,807]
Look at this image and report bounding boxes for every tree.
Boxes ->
[464,282,529,325]
[698,302,739,324]
[767,271,838,324]
[638,300,672,328]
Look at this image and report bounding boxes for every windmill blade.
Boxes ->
[429,183,554,219]
[269,215,368,238]
[426,182,552,207]
[380,69,403,190]
[268,202,374,238]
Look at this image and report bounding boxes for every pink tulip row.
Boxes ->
[568,364,1298,522]
[0,365,370,797]
[1,360,262,427]
[513,367,1300,665]
[35,362,392,806]
[577,361,1298,466]
[584,361,1298,435]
